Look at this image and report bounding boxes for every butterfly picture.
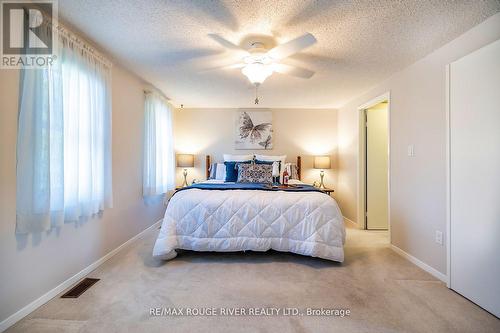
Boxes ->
[259,135,272,149]
[235,111,273,150]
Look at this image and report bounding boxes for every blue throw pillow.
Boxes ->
[224,161,251,182]
[255,160,273,165]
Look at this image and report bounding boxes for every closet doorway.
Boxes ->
[358,93,390,231]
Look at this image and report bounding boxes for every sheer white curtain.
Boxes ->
[143,92,175,196]
[16,25,112,233]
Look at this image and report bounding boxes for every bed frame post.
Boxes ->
[297,156,301,180]
[206,155,211,180]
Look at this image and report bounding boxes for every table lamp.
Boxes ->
[313,156,331,189]
[177,154,194,187]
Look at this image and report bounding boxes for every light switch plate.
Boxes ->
[407,145,415,157]
[435,230,443,245]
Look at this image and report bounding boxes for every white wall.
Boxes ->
[0,65,165,324]
[337,13,500,274]
[173,108,338,190]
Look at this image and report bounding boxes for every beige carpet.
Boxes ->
[7,223,499,333]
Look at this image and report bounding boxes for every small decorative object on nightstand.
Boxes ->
[313,155,331,189]
[176,154,194,187]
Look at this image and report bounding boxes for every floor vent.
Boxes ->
[61,278,100,298]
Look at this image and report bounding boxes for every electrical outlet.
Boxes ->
[435,230,443,245]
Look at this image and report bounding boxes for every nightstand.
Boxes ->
[319,188,335,195]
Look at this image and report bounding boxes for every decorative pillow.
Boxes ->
[224,161,252,182]
[237,163,273,184]
[255,160,281,183]
[283,163,299,180]
[214,163,226,180]
[209,163,226,180]
[223,154,254,162]
[208,163,218,179]
[255,154,287,182]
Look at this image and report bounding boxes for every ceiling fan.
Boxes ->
[207,33,317,104]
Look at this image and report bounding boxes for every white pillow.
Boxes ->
[215,163,226,180]
[223,154,254,162]
[255,155,287,182]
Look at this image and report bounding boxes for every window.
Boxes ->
[16,28,112,233]
[142,92,175,197]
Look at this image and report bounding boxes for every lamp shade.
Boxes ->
[176,154,194,168]
[314,156,331,169]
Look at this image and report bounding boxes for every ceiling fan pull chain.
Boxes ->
[255,84,259,104]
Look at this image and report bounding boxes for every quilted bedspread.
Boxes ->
[152,188,345,262]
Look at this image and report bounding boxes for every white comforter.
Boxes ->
[153,185,345,262]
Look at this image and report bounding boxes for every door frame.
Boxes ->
[357,92,391,239]
[445,65,451,288]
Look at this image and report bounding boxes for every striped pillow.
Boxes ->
[209,163,227,180]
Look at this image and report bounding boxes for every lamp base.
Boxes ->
[319,170,326,189]
[182,169,188,187]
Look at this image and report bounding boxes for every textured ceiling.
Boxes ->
[58,0,500,108]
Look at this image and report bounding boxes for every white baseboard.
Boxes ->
[0,219,162,333]
[390,244,447,283]
[343,216,359,228]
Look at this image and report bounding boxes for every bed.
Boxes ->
[152,155,345,262]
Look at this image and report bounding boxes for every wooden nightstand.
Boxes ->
[319,188,335,195]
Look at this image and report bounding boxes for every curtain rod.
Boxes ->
[31,6,113,68]
[56,26,113,68]
[143,90,172,104]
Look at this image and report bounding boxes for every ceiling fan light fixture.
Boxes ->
[241,63,273,84]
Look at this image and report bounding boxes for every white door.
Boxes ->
[450,39,500,317]
[366,104,388,230]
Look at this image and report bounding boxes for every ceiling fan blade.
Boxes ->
[272,63,315,79]
[185,49,244,69]
[223,63,246,69]
[200,62,245,73]
[268,33,317,60]
[208,33,245,51]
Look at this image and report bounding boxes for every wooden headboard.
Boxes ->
[206,155,301,180]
